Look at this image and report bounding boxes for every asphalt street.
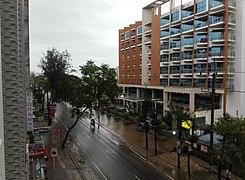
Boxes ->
[56,103,166,180]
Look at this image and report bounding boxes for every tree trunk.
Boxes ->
[61,108,87,148]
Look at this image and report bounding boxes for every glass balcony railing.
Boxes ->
[210,1,224,9]
[182,10,193,19]
[209,51,224,56]
[160,57,169,62]
[182,54,193,60]
[194,21,207,28]
[194,54,207,58]
[170,28,180,35]
[181,69,192,73]
[170,42,180,49]
[210,16,224,25]
[170,56,180,61]
[182,25,193,32]
[210,35,224,41]
[160,44,169,50]
[161,31,169,38]
[170,70,180,74]
[161,19,169,26]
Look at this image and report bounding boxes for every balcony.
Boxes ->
[161,19,169,27]
[210,16,224,25]
[210,1,224,9]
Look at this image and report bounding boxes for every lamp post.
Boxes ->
[154,101,157,155]
[209,72,216,175]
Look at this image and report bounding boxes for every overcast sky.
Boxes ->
[29,0,155,73]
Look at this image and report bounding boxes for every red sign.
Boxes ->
[52,128,61,133]
[49,105,55,118]
[29,148,48,158]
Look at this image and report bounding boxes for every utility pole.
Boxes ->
[47,92,51,126]
[209,72,216,174]
[177,114,181,169]
[154,102,157,155]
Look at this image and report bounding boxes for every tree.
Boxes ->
[214,113,245,179]
[38,47,74,102]
[168,103,194,171]
[61,61,119,147]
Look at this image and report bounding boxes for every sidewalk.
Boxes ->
[98,112,242,180]
[30,116,99,180]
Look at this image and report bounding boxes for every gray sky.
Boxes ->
[30,0,153,73]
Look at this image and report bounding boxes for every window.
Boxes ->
[195,34,208,44]
[196,0,206,13]
[194,20,207,28]
[125,31,130,40]
[210,0,223,9]
[161,18,169,26]
[209,31,223,41]
[170,28,180,35]
[181,24,193,32]
[137,26,142,36]
[182,10,193,18]
[160,31,169,38]
[154,7,159,16]
[171,11,179,22]
[182,38,193,47]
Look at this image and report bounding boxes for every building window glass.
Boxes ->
[181,24,193,32]
[170,28,180,35]
[209,31,223,41]
[160,31,169,38]
[196,0,206,14]
[125,31,130,40]
[210,15,223,24]
[160,55,169,62]
[194,20,207,28]
[171,11,179,22]
[182,10,193,18]
[160,18,169,26]
[195,34,208,44]
[182,38,193,47]
[210,0,223,9]
[137,26,142,36]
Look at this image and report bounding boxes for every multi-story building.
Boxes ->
[119,21,143,85]
[0,0,30,179]
[118,0,245,125]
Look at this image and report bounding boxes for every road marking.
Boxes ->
[134,175,141,180]
[129,148,146,161]
[91,160,108,180]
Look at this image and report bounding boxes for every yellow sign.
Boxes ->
[182,120,193,129]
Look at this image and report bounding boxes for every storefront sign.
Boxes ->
[29,148,47,158]
[26,92,33,132]
[33,126,52,136]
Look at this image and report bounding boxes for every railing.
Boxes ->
[210,35,223,41]
[170,29,180,35]
[161,31,169,38]
[210,16,224,25]
[160,44,169,50]
[160,58,169,62]
[194,83,206,88]
[182,54,193,60]
[170,70,180,74]
[194,54,207,58]
[195,21,207,28]
[182,41,193,47]
[209,51,224,56]
[170,43,180,49]
[181,69,192,73]
[182,10,193,19]
[182,25,193,32]
[161,19,169,26]
[210,1,224,9]
[195,68,207,73]
[228,0,236,8]
[170,56,180,61]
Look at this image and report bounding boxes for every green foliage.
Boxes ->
[79,60,119,106]
[38,48,74,102]
[214,113,245,176]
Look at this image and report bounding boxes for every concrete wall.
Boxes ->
[226,0,245,117]
[0,0,30,179]
[0,7,6,179]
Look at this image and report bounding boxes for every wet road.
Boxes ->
[56,103,166,180]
